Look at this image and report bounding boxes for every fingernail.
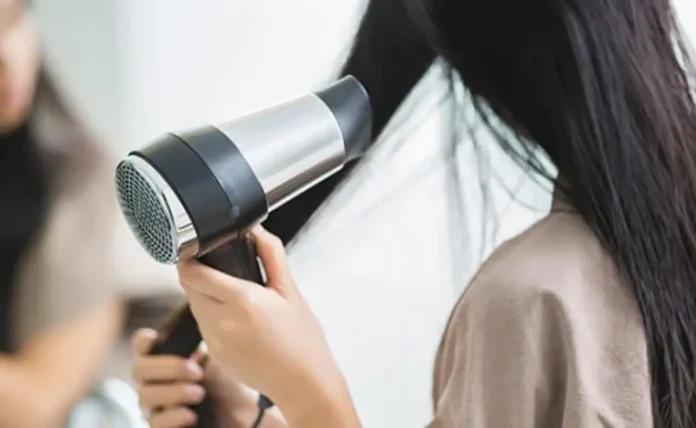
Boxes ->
[186,360,204,379]
[187,385,206,400]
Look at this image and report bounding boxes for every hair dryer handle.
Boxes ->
[200,235,264,282]
[148,235,262,354]
[147,235,264,428]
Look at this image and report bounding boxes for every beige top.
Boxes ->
[429,197,653,427]
[10,107,181,380]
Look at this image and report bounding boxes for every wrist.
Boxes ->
[276,373,360,428]
[216,385,258,428]
[225,392,287,428]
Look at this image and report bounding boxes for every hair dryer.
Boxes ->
[114,76,371,427]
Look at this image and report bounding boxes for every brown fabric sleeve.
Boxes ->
[429,274,652,428]
[430,284,569,428]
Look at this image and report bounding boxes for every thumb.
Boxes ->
[131,328,157,356]
[252,225,300,300]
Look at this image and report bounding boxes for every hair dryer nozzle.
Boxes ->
[315,76,372,161]
[116,76,373,265]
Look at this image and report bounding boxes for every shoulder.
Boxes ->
[432,212,652,427]
[434,213,651,428]
[451,211,649,363]
[461,210,641,328]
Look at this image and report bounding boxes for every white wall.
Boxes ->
[121,0,365,151]
[33,0,127,146]
[675,0,696,36]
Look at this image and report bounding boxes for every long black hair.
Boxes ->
[263,0,436,243]
[266,0,696,426]
[0,69,97,353]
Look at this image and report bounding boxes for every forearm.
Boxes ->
[218,386,288,428]
[260,408,290,428]
[0,300,125,428]
[224,384,359,428]
[230,402,288,428]
[281,399,360,428]
[277,377,361,428]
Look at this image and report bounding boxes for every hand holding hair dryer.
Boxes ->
[114,76,372,427]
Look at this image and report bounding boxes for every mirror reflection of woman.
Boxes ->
[134,0,696,427]
[0,0,180,425]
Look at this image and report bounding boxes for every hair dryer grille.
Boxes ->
[115,76,371,267]
[115,161,178,264]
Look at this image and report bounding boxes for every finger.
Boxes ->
[178,260,258,304]
[149,407,198,428]
[132,355,204,383]
[132,328,157,355]
[138,383,205,409]
[191,343,208,365]
[251,225,298,298]
[186,284,232,326]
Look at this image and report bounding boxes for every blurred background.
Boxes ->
[13,0,696,426]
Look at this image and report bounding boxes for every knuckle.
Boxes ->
[176,359,192,379]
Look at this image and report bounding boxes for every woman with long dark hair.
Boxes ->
[0,0,180,425]
[132,0,696,427]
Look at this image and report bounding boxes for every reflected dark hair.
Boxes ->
[268,0,696,426]
[0,70,96,352]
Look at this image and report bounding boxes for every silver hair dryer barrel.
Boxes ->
[114,76,371,427]
[116,75,371,266]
